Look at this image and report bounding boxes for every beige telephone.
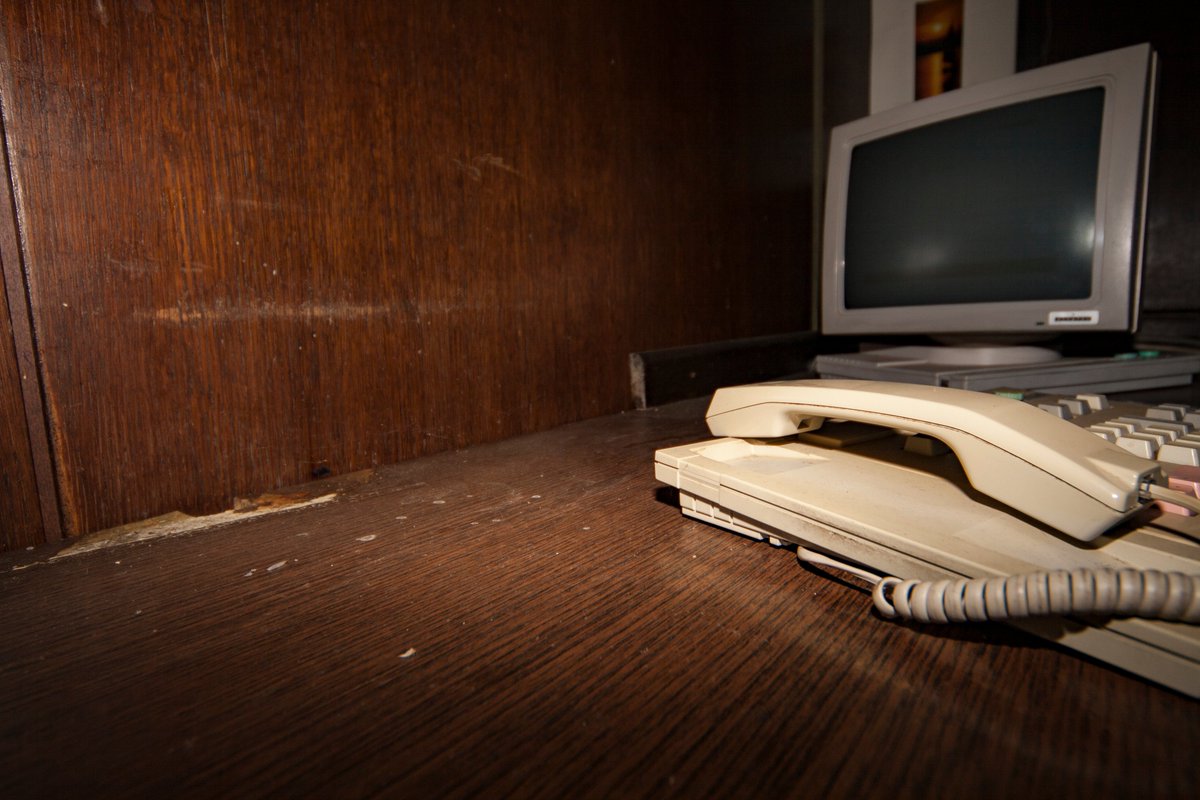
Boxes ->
[706,380,1168,542]
[656,379,1200,696]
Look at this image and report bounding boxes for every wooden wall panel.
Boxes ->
[0,256,44,549]
[0,1,814,538]
[0,100,57,548]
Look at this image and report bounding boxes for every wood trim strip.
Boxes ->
[0,31,62,542]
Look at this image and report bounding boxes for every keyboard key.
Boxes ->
[1146,406,1185,422]
[1114,435,1158,459]
[1143,425,1182,442]
[1075,393,1109,411]
[1158,442,1200,466]
[1160,468,1200,517]
[1060,398,1088,416]
[1038,403,1072,419]
[1169,468,1200,497]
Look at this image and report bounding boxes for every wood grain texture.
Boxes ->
[0,254,44,549]
[1,401,1195,797]
[0,119,54,547]
[0,1,814,539]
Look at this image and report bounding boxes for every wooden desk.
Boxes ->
[1,399,1195,797]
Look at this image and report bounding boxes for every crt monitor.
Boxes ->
[819,43,1157,365]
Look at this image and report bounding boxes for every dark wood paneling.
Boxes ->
[1018,1,1200,340]
[823,0,871,131]
[0,255,44,549]
[0,104,56,547]
[0,1,813,538]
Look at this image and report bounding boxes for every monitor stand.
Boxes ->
[885,344,1061,367]
[813,343,1200,394]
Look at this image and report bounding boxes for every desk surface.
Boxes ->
[1,399,1196,797]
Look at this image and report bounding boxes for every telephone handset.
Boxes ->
[705,379,1165,542]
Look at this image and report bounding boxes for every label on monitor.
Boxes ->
[1048,310,1100,326]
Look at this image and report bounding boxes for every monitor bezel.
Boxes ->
[820,43,1157,338]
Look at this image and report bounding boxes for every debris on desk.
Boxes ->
[51,493,338,560]
[233,491,312,513]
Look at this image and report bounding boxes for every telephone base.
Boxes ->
[656,433,1200,697]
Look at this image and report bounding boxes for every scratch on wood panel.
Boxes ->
[203,0,230,73]
[452,154,522,181]
[215,193,285,211]
[108,256,212,275]
[107,257,157,274]
[48,492,337,560]
[142,302,392,324]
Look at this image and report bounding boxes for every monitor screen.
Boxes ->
[821,44,1156,338]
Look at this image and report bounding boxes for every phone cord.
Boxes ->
[872,569,1200,624]
[797,548,1200,624]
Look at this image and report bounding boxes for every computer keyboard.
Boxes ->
[1022,391,1200,466]
[814,348,1200,395]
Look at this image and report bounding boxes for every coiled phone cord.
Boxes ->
[797,548,1200,624]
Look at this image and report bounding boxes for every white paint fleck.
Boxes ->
[399,648,417,658]
[356,534,377,542]
[244,569,257,577]
[531,495,541,499]
[267,560,288,572]
[432,500,446,505]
